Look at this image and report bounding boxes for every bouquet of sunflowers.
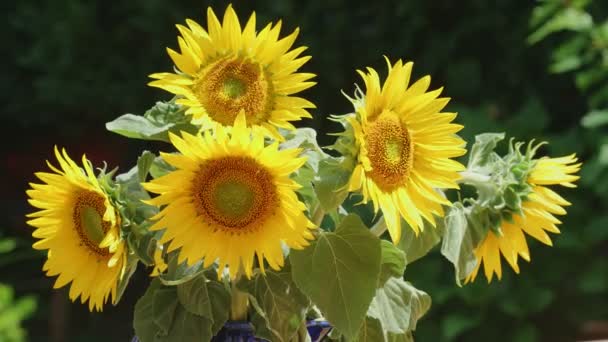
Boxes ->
[25,5,581,342]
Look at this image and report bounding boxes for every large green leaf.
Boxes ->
[176,275,212,319]
[313,157,353,212]
[160,252,206,286]
[367,278,431,335]
[206,281,231,335]
[133,278,216,342]
[379,240,406,286]
[133,279,161,342]
[397,223,443,265]
[106,101,198,142]
[354,317,385,342]
[157,306,213,342]
[239,267,310,342]
[153,288,179,336]
[440,204,484,285]
[290,214,382,339]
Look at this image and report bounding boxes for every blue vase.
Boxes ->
[132,320,332,342]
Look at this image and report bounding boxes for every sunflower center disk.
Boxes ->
[195,156,278,232]
[73,190,111,256]
[195,56,272,126]
[365,113,414,192]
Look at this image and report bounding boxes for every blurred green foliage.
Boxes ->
[4,0,608,341]
[0,237,36,342]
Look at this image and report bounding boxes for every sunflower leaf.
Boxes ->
[313,157,353,212]
[290,214,381,339]
[440,203,484,285]
[137,150,156,182]
[156,305,213,342]
[106,101,198,142]
[176,275,212,319]
[238,266,310,342]
[207,281,231,335]
[354,316,385,342]
[379,240,407,286]
[160,252,206,286]
[133,279,161,342]
[396,222,443,266]
[153,288,179,335]
[367,277,431,335]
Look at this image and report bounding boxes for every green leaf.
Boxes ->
[0,238,17,254]
[440,204,482,285]
[313,157,353,212]
[397,223,442,265]
[441,313,480,341]
[176,275,212,319]
[581,109,608,128]
[290,214,382,339]
[379,240,406,286]
[466,133,505,170]
[281,128,327,172]
[106,101,198,142]
[157,306,213,342]
[153,288,179,335]
[528,7,593,45]
[149,155,176,179]
[239,267,309,342]
[207,282,231,335]
[160,252,206,286]
[354,317,385,342]
[133,279,161,342]
[113,253,138,304]
[367,278,431,335]
[386,332,414,342]
[137,151,156,182]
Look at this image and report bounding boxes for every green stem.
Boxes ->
[229,272,249,321]
[369,216,387,237]
[311,203,325,226]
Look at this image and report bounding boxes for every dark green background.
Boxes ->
[2,0,607,341]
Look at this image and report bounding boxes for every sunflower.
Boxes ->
[149,4,316,140]
[466,154,581,283]
[144,115,315,279]
[26,148,126,312]
[347,58,466,243]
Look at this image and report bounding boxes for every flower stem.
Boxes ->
[229,272,249,321]
[311,203,325,226]
[369,216,387,237]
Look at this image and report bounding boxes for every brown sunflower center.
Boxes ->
[73,190,111,257]
[193,156,278,232]
[364,112,414,192]
[193,56,273,126]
